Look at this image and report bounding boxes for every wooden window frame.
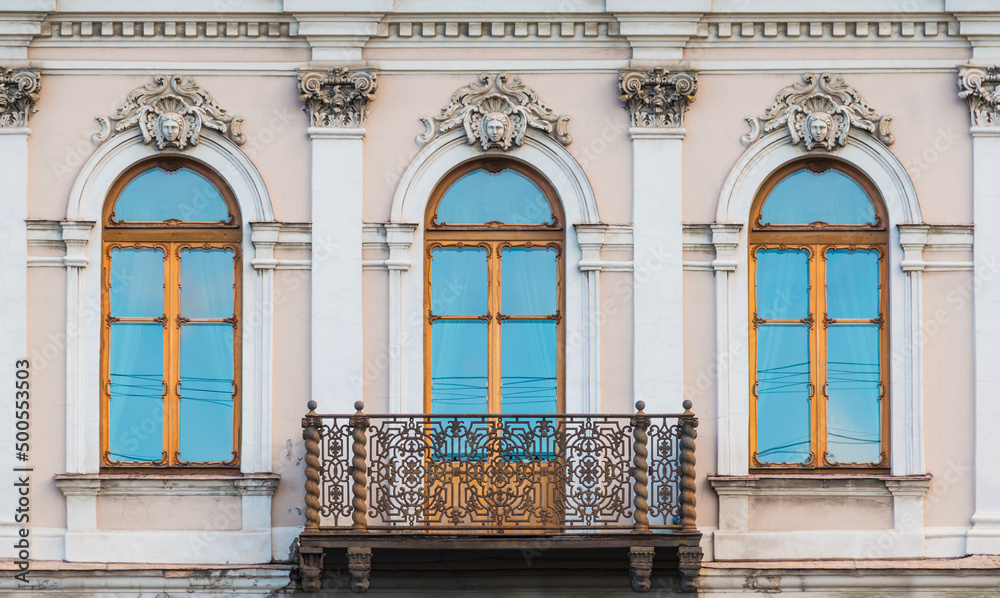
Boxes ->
[423,158,566,414]
[749,158,890,473]
[100,157,242,471]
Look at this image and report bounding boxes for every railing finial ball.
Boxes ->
[354,400,365,412]
[682,399,693,411]
[307,400,317,412]
[635,400,645,412]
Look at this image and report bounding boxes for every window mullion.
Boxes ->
[488,242,502,413]
[815,245,828,467]
[165,242,181,465]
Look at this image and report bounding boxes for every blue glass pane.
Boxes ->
[180,248,235,319]
[826,249,880,319]
[179,324,234,463]
[108,322,164,462]
[109,247,165,318]
[501,320,557,414]
[761,169,876,225]
[114,167,229,223]
[431,320,488,413]
[826,325,881,464]
[756,324,811,464]
[431,247,487,315]
[755,249,809,320]
[436,168,554,225]
[501,247,558,315]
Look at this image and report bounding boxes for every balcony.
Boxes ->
[297,400,702,594]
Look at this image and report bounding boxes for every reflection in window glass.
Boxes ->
[108,322,164,462]
[755,249,809,320]
[755,324,812,464]
[826,249,880,319]
[826,325,881,464]
[114,167,229,223]
[109,247,165,318]
[761,169,876,225]
[501,247,558,315]
[179,324,234,463]
[180,248,235,319]
[431,247,488,315]
[431,321,488,414]
[435,169,554,225]
[501,320,557,414]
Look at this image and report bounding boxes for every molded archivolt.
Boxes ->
[386,128,602,415]
[714,128,924,478]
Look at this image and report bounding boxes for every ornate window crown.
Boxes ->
[416,73,571,151]
[298,68,377,128]
[0,67,40,128]
[93,75,245,150]
[743,73,893,150]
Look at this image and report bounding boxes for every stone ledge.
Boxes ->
[54,472,280,497]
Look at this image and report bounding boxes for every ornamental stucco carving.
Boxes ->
[94,75,244,150]
[0,67,40,127]
[416,73,571,150]
[959,66,1000,127]
[298,68,377,128]
[618,69,697,128]
[742,73,893,150]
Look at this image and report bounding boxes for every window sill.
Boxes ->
[54,472,280,497]
[709,473,932,497]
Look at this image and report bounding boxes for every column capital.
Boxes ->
[959,65,1000,129]
[299,67,377,129]
[0,67,39,128]
[619,68,697,129]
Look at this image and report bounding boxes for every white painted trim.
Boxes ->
[387,128,600,414]
[713,129,924,479]
[59,129,277,563]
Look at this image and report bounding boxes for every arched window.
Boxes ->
[101,157,241,468]
[749,159,888,470]
[424,159,564,414]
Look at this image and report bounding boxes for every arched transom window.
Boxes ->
[749,159,888,470]
[101,158,241,468]
[424,159,564,414]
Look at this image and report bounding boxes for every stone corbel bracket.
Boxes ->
[743,73,893,150]
[618,68,697,128]
[0,67,40,128]
[298,68,377,129]
[416,73,571,150]
[93,74,244,150]
[959,65,1000,127]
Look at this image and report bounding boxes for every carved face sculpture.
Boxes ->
[158,113,184,142]
[806,112,833,143]
[483,112,509,143]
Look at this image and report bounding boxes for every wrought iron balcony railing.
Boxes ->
[298,400,701,594]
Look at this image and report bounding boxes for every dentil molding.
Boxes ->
[93,74,245,150]
[618,68,697,128]
[959,65,1000,127]
[0,67,40,127]
[742,73,894,150]
[298,68,377,129]
[416,73,571,150]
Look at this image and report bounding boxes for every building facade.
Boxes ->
[2,1,1000,596]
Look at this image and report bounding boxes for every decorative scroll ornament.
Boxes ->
[742,73,893,150]
[618,69,697,128]
[416,73,571,150]
[0,67,40,127]
[959,65,1000,127]
[94,75,244,150]
[298,68,377,128]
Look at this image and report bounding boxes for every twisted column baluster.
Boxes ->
[679,400,699,532]
[631,400,650,533]
[350,401,370,531]
[302,400,322,531]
